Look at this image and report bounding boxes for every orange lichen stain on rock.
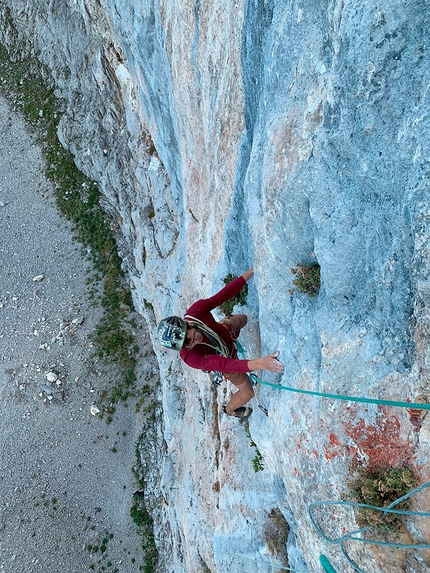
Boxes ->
[312,440,320,460]
[324,432,344,461]
[345,406,416,469]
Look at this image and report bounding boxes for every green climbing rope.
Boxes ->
[251,374,430,411]
[235,340,428,410]
[320,555,338,573]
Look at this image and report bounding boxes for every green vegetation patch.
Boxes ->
[344,465,418,531]
[86,530,115,571]
[244,425,264,472]
[132,428,159,573]
[289,261,320,297]
[218,273,248,316]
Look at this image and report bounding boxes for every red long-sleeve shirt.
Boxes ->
[179,276,250,373]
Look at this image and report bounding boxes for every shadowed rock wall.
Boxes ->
[1,1,430,571]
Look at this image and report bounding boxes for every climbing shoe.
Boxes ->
[222,405,253,419]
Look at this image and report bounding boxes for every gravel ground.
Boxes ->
[0,95,146,573]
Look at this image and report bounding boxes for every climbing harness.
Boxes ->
[234,339,247,355]
[309,481,430,573]
[186,315,238,391]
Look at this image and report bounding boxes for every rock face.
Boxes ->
[1,1,430,571]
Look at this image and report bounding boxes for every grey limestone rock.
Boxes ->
[1,0,430,571]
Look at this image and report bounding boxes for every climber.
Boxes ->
[157,268,284,419]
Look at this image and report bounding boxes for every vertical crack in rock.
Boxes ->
[241,0,274,138]
[222,0,274,273]
[191,0,203,107]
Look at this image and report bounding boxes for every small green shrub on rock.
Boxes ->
[289,261,320,297]
[219,273,248,316]
[344,465,418,531]
[244,425,264,472]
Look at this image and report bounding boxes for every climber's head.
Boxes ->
[157,316,187,351]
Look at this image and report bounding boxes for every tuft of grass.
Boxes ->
[244,425,264,472]
[218,273,248,316]
[344,465,418,531]
[288,261,320,297]
[251,445,264,472]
